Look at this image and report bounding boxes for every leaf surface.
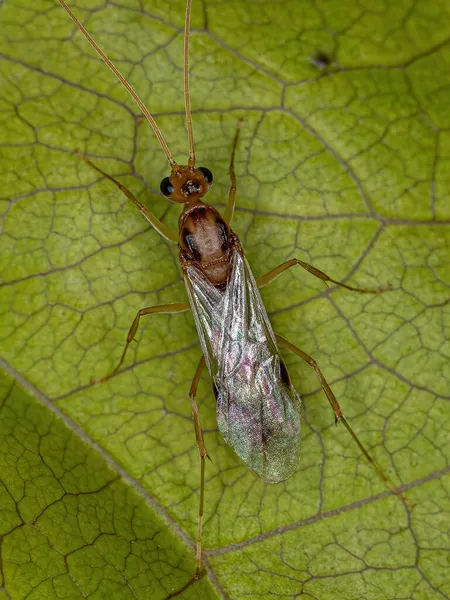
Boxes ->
[1,0,449,598]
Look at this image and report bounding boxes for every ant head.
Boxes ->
[160,165,213,204]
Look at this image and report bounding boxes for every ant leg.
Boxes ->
[163,356,208,600]
[189,356,208,578]
[257,258,390,294]
[275,333,413,509]
[77,153,179,243]
[223,121,243,225]
[92,302,190,383]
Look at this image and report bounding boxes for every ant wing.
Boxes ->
[184,244,302,483]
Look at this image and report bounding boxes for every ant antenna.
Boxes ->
[184,0,195,167]
[58,0,178,169]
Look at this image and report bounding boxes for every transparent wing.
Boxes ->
[184,246,301,483]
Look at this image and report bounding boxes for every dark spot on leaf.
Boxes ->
[311,51,332,70]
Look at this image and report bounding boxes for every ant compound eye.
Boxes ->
[198,167,213,183]
[160,176,175,196]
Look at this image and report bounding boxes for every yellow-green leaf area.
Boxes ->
[1,0,449,599]
[0,371,218,599]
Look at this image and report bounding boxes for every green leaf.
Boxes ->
[0,371,214,599]
[1,0,449,598]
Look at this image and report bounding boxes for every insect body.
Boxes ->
[184,229,301,483]
[59,0,412,594]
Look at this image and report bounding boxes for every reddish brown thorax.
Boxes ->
[179,201,233,287]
